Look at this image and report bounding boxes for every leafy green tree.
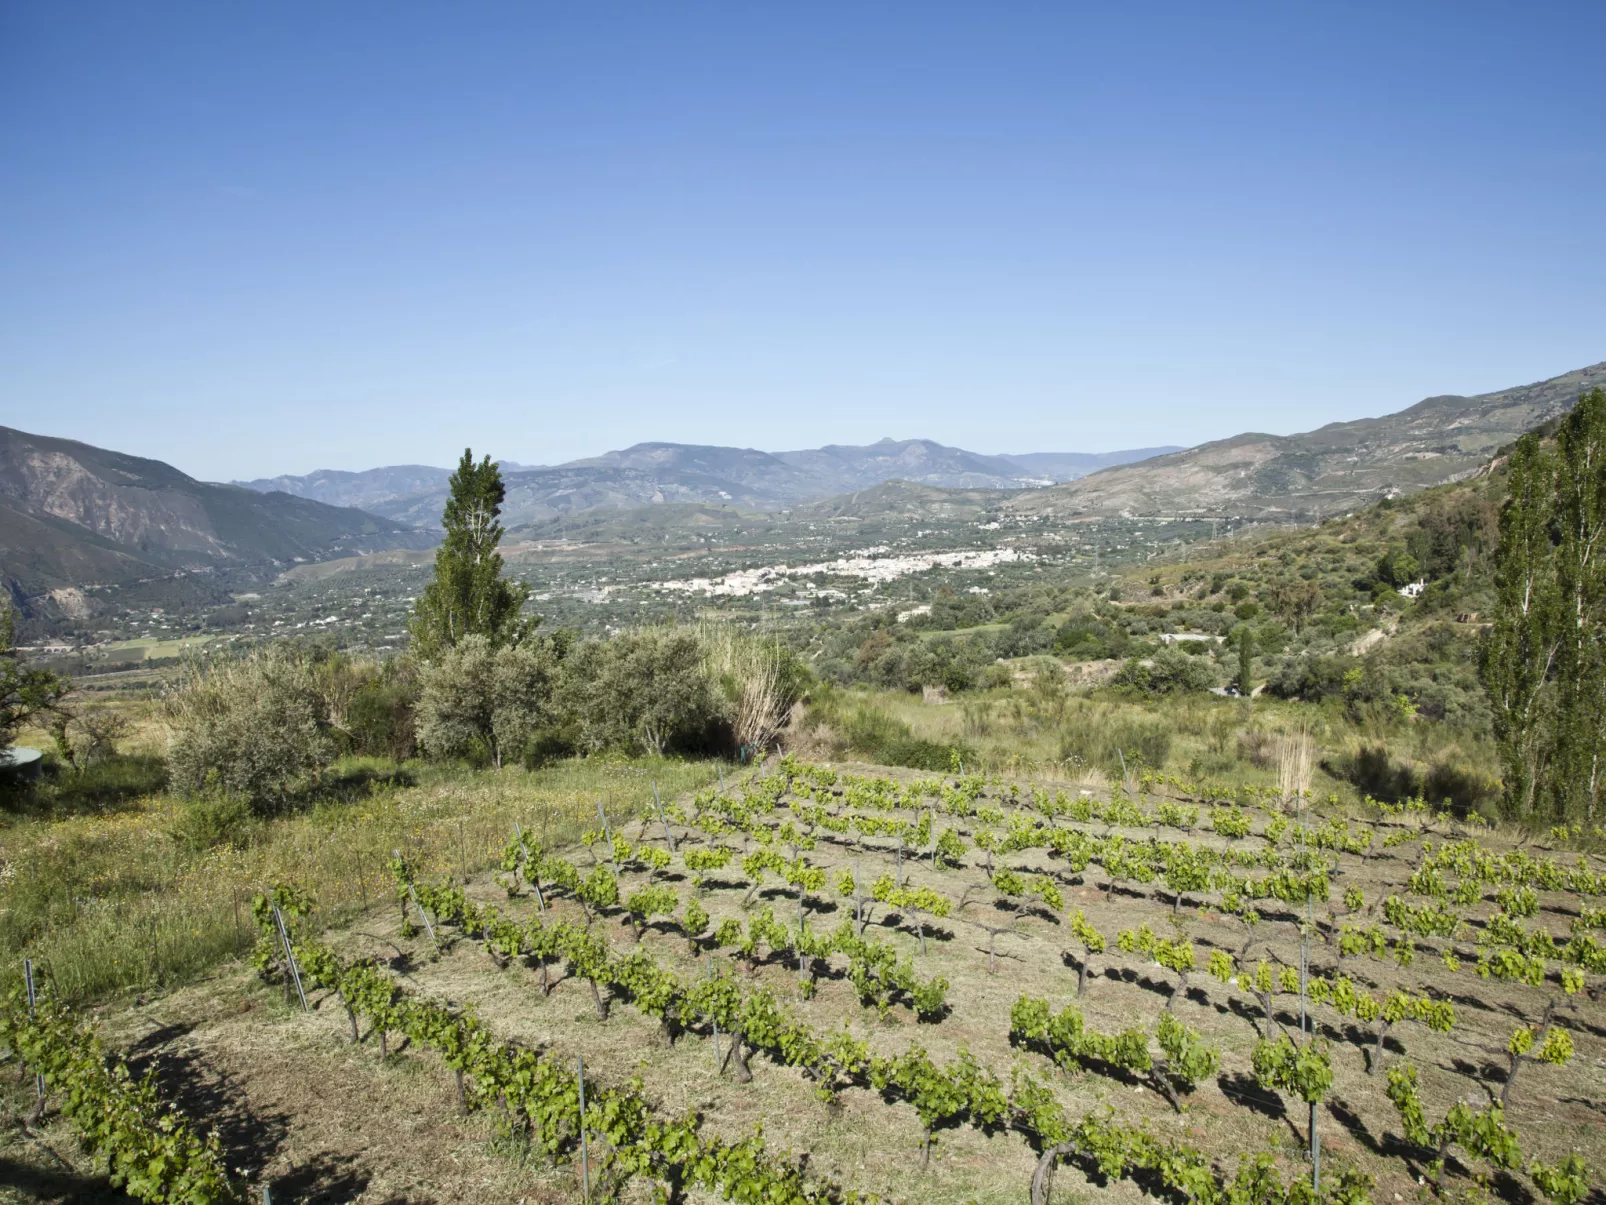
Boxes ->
[1549,389,1606,822]
[1482,431,1561,819]
[1236,626,1253,696]
[1481,389,1606,822]
[415,634,555,768]
[1375,548,1421,588]
[561,628,717,755]
[0,600,70,751]
[409,450,530,661]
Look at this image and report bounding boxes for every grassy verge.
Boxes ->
[0,755,719,1003]
[804,679,1501,813]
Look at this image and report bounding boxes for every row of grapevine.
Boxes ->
[259,900,883,1205]
[1,988,240,1204]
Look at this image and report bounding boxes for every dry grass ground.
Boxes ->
[0,757,717,1002]
[3,762,1603,1204]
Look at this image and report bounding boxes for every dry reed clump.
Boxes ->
[699,624,791,756]
[1276,725,1313,813]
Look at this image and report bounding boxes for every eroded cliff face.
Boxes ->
[0,425,431,616]
[2,448,229,558]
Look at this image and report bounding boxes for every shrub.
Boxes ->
[560,628,720,756]
[1059,706,1172,773]
[1265,654,1363,702]
[47,709,131,771]
[416,634,556,767]
[1422,761,1498,816]
[1237,727,1277,769]
[345,662,418,760]
[165,648,335,810]
[170,790,253,851]
[1112,647,1218,696]
[1054,619,1128,661]
[1323,744,1424,804]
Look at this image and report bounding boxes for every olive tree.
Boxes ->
[0,600,69,750]
[415,634,555,767]
[562,627,717,756]
[165,648,334,809]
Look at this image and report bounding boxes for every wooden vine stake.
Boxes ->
[1311,1099,1321,1194]
[576,1054,590,1203]
[517,821,547,911]
[652,782,678,852]
[272,906,310,1012]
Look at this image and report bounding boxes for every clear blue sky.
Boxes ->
[2,3,1603,481]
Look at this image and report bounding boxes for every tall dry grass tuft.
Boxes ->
[699,624,787,755]
[1276,725,1313,813]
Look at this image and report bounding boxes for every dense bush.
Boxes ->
[1058,704,1172,772]
[561,628,721,756]
[1322,744,1496,816]
[1111,647,1218,696]
[1265,654,1364,703]
[345,660,418,760]
[845,626,997,694]
[1054,618,1128,661]
[164,648,335,810]
[416,634,557,767]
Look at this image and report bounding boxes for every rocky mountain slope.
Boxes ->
[235,464,455,513]
[238,439,1174,528]
[1009,361,1606,520]
[0,426,432,617]
[997,447,1182,479]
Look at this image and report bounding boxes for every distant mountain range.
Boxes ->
[9,360,1602,623]
[1007,362,1606,521]
[235,439,1180,528]
[0,426,432,619]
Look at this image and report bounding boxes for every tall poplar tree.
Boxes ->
[1550,390,1606,821]
[409,450,531,661]
[1481,388,1606,821]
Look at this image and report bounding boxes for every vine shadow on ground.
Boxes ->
[122,1022,375,1202]
[0,1155,122,1203]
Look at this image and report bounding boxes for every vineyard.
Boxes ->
[7,755,1606,1204]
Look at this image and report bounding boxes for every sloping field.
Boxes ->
[4,759,1603,1205]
